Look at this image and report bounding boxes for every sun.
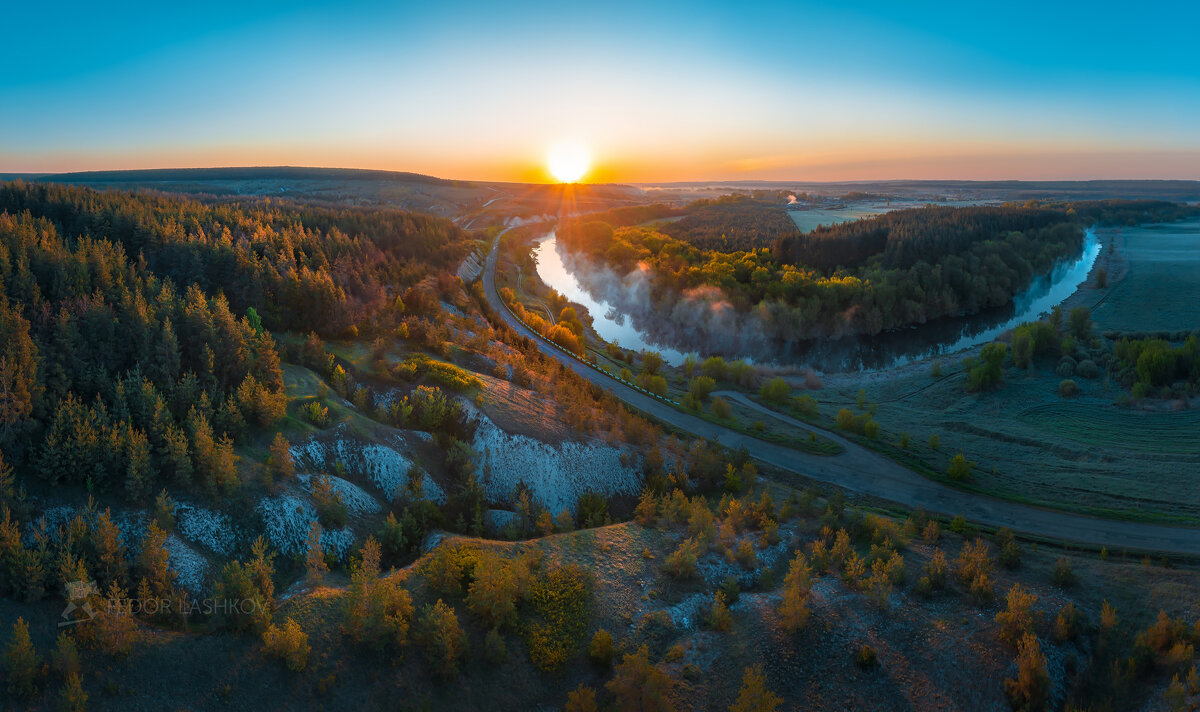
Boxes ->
[547,141,590,183]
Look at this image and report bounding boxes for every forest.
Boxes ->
[658,196,799,251]
[0,180,472,500]
[558,200,1200,341]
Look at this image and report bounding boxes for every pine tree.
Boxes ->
[137,521,177,598]
[124,426,153,502]
[60,672,88,712]
[92,509,127,589]
[51,632,80,680]
[730,665,782,712]
[0,451,14,504]
[779,552,812,633]
[418,599,467,678]
[267,432,294,482]
[4,617,40,698]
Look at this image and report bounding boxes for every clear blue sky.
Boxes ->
[3,0,1198,181]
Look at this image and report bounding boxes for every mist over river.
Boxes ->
[533,228,1100,373]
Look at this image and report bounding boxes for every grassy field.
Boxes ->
[816,360,1200,524]
[1018,403,1200,455]
[1092,219,1200,332]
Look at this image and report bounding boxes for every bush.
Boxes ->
[525,565,593,672]
[1058,379,1079,397]
[791,394,818,418]
[1076,359,1100,379]
[1056,358,1076,378]
[303,401,330,427]
[688,376,716,401]
[263,618,311,671]
[760,377,791,405]
[588,629,615,666]
[947,454,971,481]
[710,396,733,419]
[1054,602,1081,643]
[664,538,700,579]
[855,644,879,670]
[1052,557,1076,588]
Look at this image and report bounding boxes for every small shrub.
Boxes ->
[947,454,971,481]
[707,591,733,632]
[855,644,878,670]
[1058,379,1079,397]
[263,618,311,671]
[710,396,733,419]
[928,433,940,451]
[1054,602,1081,643]
[588,629,615,666]
[760,377,791,405]
[525,565,593,672]
[1076,359,1100,379]
[303,401,330,427]
[664,538,700,579]
[1052,557,1076,588]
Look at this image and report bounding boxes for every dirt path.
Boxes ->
[483,234,1200,555]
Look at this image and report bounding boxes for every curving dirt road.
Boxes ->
[483,234,1200,555]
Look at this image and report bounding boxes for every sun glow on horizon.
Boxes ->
[547,141,590,183]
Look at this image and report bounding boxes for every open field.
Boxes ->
[820,356,1200,523]
[1018,403,1200,455]
[1092,218,1200,332]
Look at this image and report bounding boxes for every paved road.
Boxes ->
[483,234,1200,555]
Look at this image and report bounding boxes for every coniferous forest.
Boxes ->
[0,181,471,498]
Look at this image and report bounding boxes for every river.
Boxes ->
[533,228,1100,372]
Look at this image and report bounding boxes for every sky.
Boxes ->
[2,0,1199,182]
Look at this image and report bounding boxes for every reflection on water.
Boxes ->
[532,233,695,365]
[534,229,1100,373]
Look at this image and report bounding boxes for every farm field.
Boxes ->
[1092,218,1200,332]
[786,205,884,232]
